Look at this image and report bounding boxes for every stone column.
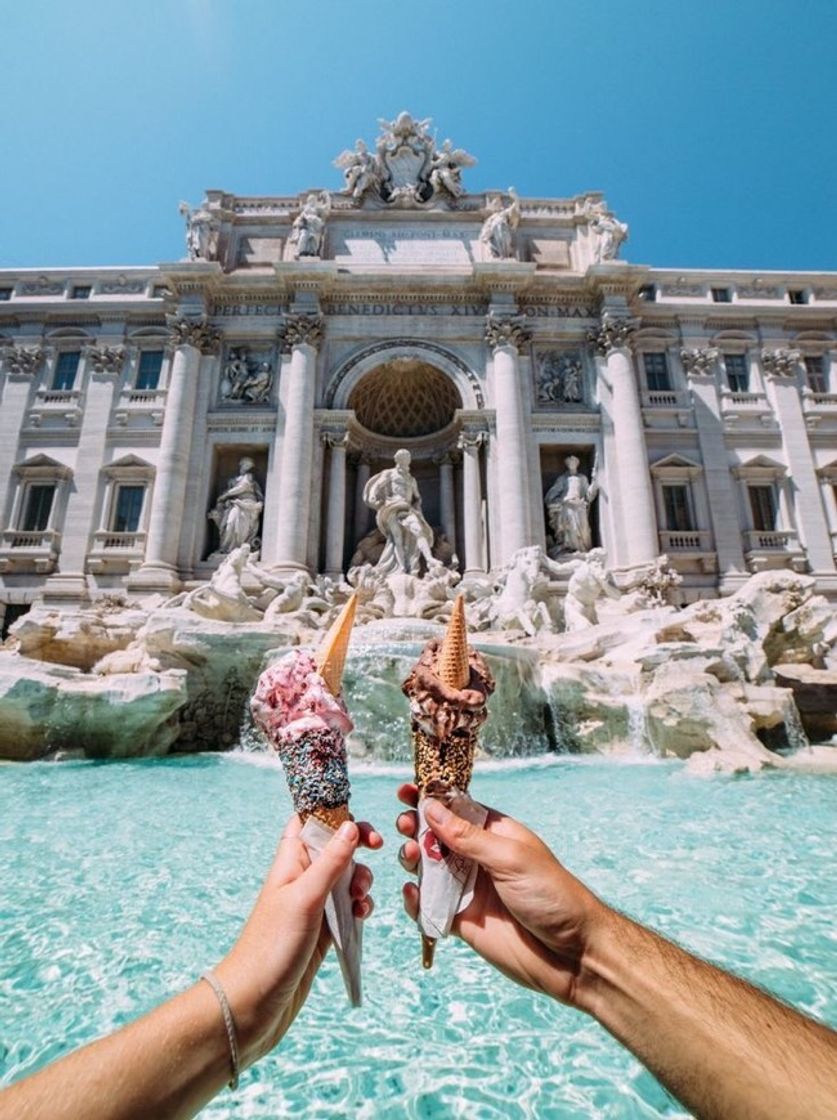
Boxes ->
[44,344,127,601]
[130,318,220,592]
[0,346,45,532]
[323,432,349,577]
[273,314,323,572]
[589,316,657,566]
[680,347,746,581]
[486,314,533,565]
[354,456,371,544]
[437,453,456,548]
[762,348,835,573]
[457,431,486,574]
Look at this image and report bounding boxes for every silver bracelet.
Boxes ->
[200,970,240,1090]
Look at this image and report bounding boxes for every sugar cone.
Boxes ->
[436,595,470,690]
[302,803,352,830]
[315,593,357,696]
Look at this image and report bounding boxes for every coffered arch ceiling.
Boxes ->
[348,359,462,438]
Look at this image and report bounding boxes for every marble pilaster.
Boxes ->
[323,432,349,577]
[486,314,533,565]
[129,318,221,592]
[457,431,486,574]
[589,316,657,566]
[762,349,835,573]
[0,346,44,534]
[273,314,323,572]
[437,453,456,549]
[354,457,371,545]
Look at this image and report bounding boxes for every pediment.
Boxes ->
[102,453,155,478]
[13,453,72,478]
[651,453,703,471]
[106,454,154,469]
[732,454,787,479]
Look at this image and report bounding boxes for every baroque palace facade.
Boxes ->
[1,112,837,634]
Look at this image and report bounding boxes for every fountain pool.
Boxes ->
[1,755,835,1118]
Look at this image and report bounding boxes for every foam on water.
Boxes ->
[1,756,835,1118]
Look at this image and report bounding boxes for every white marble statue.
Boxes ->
[333,139,380,201]
[290,191,331,258]
[479,189,520,259]
[208,458,264,554]
[558,549,621,631]
[586,201,629,262]
[544,456,598,555]
[176,544,263,622]
[178,200,217,261]
[428,139,477,200]
[362,449,435,576]
[489,545,565,635]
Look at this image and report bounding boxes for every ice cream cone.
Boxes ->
[436,594,470,690]
[316,593,357,696]
[302,802,352,830]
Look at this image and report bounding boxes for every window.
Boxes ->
[724,353,749,393]
[804,356,827,394]
[748,485,777,532]
[637,284,656,302]
[52,351,80,391]
[112,485,145,532]
[663,485,694,532]
[788,289,808,305]
[643,352,671,391]
[0,288,12,301]
[711,287,732,303]
[136,350,163,390]
[21,485,55,531]
[70,285,92,300]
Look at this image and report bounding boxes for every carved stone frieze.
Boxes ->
[100,276,146,295]
[485,314,530,352]
[86,345,126,374]
[761,348,802,378]
[220,346,274,404]
[4,346,45,375]
[280,313,324,352]
[19,277,64,296]
[587,315,637,356]
[680,347,720,377]
[167,317,222,354]
[536,350,585,405]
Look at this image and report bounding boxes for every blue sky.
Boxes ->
[2,0,835,271]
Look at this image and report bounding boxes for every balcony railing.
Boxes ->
[0,528,61,573]
[659,529,713,552]
[92,530,146,551]
[86,529,146,573]
[113,388,166,427]
[642,390,688,408]
[743,529,799,551]
[802,391,837,410]
[27,388,84,428]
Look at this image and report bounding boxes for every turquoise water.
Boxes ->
[1,755,835,1119]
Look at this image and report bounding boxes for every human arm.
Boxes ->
[396,785,837,1120]
[1,816,382,1120]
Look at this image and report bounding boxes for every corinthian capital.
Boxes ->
[485,313,530,352]
[86,345,126,374]
[167,317,222,354]
[587,314,638,356]
[680,347,719,377]
[3,346,45,375]
[280,313,324,352]
[457,430,487,451]
[761,348,801,378]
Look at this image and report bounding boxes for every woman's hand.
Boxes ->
[396,784,603,1006]
[217,815,382,1065]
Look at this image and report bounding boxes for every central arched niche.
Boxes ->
[347,359,462,438]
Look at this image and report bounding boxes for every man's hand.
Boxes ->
[217,815,382,1064]
[396,783,603,1005]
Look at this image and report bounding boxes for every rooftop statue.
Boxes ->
[290,191,331,258]
[479,189,521,260]
[584,199,629,262]
[333,112,476,208]
[178,199,219,262]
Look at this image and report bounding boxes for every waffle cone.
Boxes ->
[437,595,470,690]
[301,803,353,830]
[413,727,476,795]
[315,593,357,696]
